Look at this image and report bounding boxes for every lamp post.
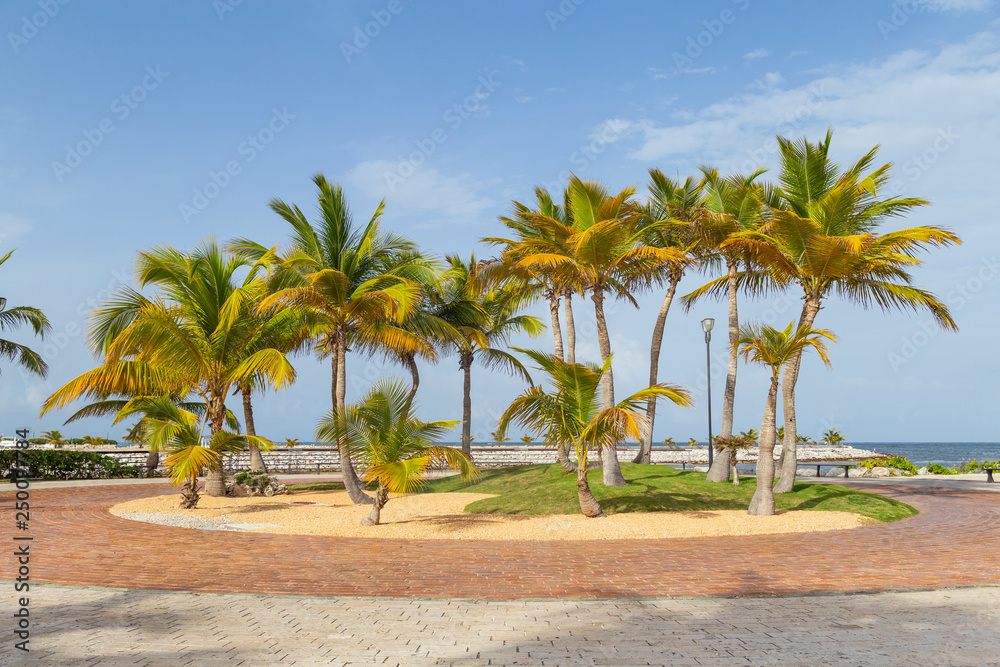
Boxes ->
[701,318,715,468]
[0,297,7,311]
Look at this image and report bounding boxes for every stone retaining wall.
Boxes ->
[90,444,884,474]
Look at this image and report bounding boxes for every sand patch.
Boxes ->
[109,490,869,541]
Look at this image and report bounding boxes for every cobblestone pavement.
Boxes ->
[3,482,999,598]
[1,584,998,666]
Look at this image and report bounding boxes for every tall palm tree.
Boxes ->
[40,240,297,496]
[498,349,692,517]
[724,131,959,492]
[682,167,772,481]
[241,174,434,504]
[316,379,479,526]
[0,250,51,379]
[633,170,700,464]
[515,176,681,486]
[735,322,834,515]
[435,255,543,457]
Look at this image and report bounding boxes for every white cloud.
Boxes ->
[620,31,1000,176]
[344,160,497,229]
[743,48,769,61]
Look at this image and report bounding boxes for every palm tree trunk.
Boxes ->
[548,289,564,361]
[731,455,740,486]
[748,377,779,515]
[707,260,739,483]
[361,483,389,526]
[461,352,473,457]
[576,463,605,518]
[204,396,228,497]
[564,288,576,364]
[405,354,420,408]
[635,276,679,464]
[557,444,577,472]
[592,289,626,487]
[243,387,267,473]
[774,295,822,494]
[145,450,159,476]
[335,334,373,505]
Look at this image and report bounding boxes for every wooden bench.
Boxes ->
[809,462,858,478]
[985,467,998,484]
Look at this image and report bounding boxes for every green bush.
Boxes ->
[233,470,274,492]
[0,450,142,480]
[926,462,958,475]
[861,455,917,474]
[959,459,1000,473]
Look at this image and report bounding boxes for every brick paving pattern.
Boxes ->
[2,482,999,598]
[1,584,998,665]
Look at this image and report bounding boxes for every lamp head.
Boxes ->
[0,297,7,311]
[701,318,715,334]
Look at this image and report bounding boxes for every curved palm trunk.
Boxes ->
[707,261,739,482]
[204,396,228,497]
[592,290,626,487]
[577,462,605,517]
[404,354,420,408]
[145,450,159,476]
[335,335,373,505]
[635,276,679,464]
[243,387,267,473]
[361,482,389,526]
[548,289,564,361]
[774,296,822,494]
[460,352,473,457]
[748,376,779,515]
[564,288,576,364]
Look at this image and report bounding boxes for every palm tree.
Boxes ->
[821,428,845,446]
[519,434,533,446]
[516,176,679,486]
[317,379,478,525]
[284,437,300,448]
[491,430,510,446]
[662,437,676,447]
[713,433,755,486]
[634,170,699,463]
[40,240,297,496]
[81,435,103,448]
[498,349,692,517]
[39,430,64,445]
[116,396,267,508]
[0,250,51,379]
[243,175,434,504]
[682,168,772,481]
[434,255,543,457]
[726,131,959,492]
[735,322,835,515]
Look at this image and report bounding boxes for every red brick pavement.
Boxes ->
[3,482,999,598]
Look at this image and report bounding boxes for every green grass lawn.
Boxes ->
[287,464,917,523]
[419,463,918,523]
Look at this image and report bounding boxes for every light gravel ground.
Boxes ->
[109,489,868,540]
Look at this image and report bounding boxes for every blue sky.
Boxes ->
[2,0,998,443]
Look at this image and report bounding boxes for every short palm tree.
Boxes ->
[316,379,479,526]
[117,397,267,508]
[821,428,845,446]
[284,437,300,448]
[39,430,64,445]
[0,250,51,379]
[498,349,692,517]
[735,323,835,515]
[491,430,510,446]
[712,433,755,486]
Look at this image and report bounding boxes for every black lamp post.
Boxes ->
[701,318,715,468]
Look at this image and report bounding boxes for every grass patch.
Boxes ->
[287,481,346,493]
[420,463,917,523]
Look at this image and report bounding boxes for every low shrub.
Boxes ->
[959,459,1000,473]
[925,462,958,475]
[0,450,141,480]
[861,455,917,474]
